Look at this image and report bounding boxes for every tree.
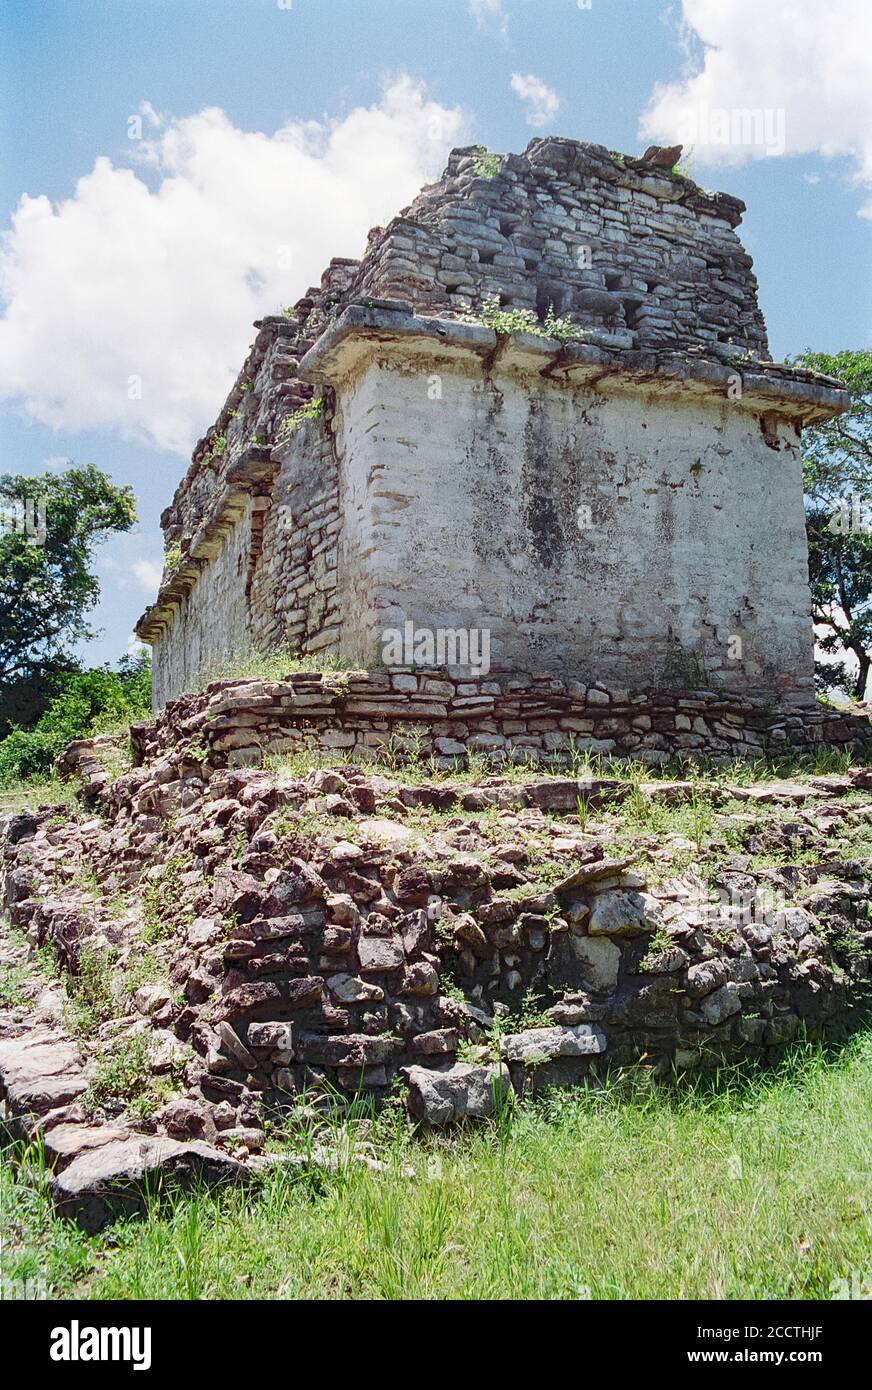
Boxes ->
[793,349,872,701]
[0,465,136,728]
[796,349,872,505]
[0,652,152,785]
[806,506,872,700]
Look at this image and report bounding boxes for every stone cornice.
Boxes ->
[298,304,850,424]
[135,446,277,643]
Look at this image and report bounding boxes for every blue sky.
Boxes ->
[1,0,870,669]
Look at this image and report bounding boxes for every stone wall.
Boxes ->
[248,418,342,659]
[348,139,769,356]
[130,670,872,775]
[316,316,817,696]
[152,500,254,708]
[151,414,344,709]
[140,255,361,695]
[5,725,870,1193]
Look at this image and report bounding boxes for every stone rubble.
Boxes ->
[2,719,870,1222]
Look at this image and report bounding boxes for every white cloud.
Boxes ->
[40,455,73,472]
[131,558,163,595]
[0,78,467,455]
[510,73,561,129]
[469,0,508,36]
[639,0,872,216]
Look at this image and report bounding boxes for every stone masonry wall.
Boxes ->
[326,338,815,697]
[140,257,361,693]
[247,419,342,659]
[152,501,253,708]
[7,726,870,1181]
[129,671,872,776]
[347,139,769,356]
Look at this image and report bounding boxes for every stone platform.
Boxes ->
[124,669,872,777]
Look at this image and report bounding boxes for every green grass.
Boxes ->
[3,1034,871,1300]
[0,957,32,1008]
[193,647,358,692]
[0,775,78,816]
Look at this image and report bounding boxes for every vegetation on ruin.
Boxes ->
[477,295,579,343]
[83,1035,181,1123]
[192,645,357,692]
[472,144,502,180]
[205,432,227,462]
[277,395,326,440]
[2,1031,871,1300]
[162,540,183,573]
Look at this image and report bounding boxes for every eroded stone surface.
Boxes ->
[49,1137,245,1233]
[502,1024,606,1063]
[403,1063,511,1126]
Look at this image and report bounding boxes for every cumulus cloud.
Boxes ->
[510,73,561,129]
[131,558,163,595]
[639,0,872,215]
[0,78,467,455]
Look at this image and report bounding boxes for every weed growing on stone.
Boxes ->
[119,951,163,999]
[194,647,358,692]
[84,1035,160,1117]
[62,945,118,1036]
[477,294,577,342]
[0,958,31,1008]
[277,395,326,441]
[163,541,182,574]
[141,855,194,942]
[472,145,502,179]
[639,926,677,971]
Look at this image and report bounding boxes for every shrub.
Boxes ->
[84,1035,153,1115]
[0,653,151,784]
[472,145,502,179]
[478,295,577,342]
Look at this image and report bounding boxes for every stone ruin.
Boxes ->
[3,735,872,1228]
[2,141,871,1230]
[137,136,854,746]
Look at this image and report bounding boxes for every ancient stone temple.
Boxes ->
[5,155,871,1231]
[137,137,848,715]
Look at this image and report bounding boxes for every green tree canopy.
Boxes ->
[0,652,152,785]
[0,465,136,724]
[796,349,872,505]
